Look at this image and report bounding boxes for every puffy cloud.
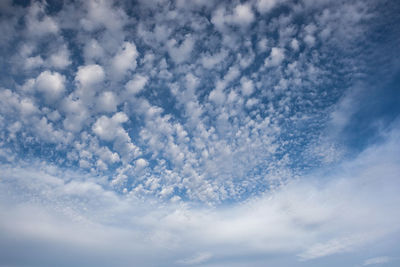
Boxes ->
[240,76,254,96]
[167,35,194,64]
[0,89,39,117]
[290,38,299,51]
[111,42,138,79]
[75,64,105,88]
[232,4,254,26]
[35,70,66,103]
[211,3,255,30]
[201,49,228,69]
[135,158,148,169]
[61,96,89,133]
[83,39,105,63]
[209,88,226,105]
[80,0,127,32]
[33,116,71,144]
[96,91,119,113]
[304,34,316,47]
[211,8,228,31]
[74,64,105,104]
[48,45,71,69]
[125,74,148,95]
[19,98,39,116]
[25,2,58,37]
[257,0,279,13]
[264,47,285,67]
[92,112,129,141]
[24,55,44,70]
[92,112,140,163]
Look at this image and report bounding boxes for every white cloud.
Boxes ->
[111,42,138,79]
[24,55,44,70]
[35,70,66,103]
[83,39,105,63]
[96,91,119,113]
[209,88,226,105]
[19,98,39,116]
[177,252,212,265]
[47,110,61,122]
[257,0,279,13]
[61,96,89,133]
[304,34,316,47]
[135,158,148,169]
[240,76,254,96]
[125,74,148,95]
[265,47,285,67]
[211,8,228,31]
[290,38,299,51]
[0,89,38,117]
[48,45,71,69]
[167,35,194,64]
[75,64,105,88]
[363,256,391,266]
[211,4,254,30]
[33,116,71,144]
[245,97,259,108]
[92,112,129,141]
[201,49,228,69]
[232,4,254,26]
[81,0,127,32]
[25,2,58,37]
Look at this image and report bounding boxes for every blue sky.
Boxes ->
[0,0,399,266]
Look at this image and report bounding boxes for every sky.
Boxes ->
[0,0,399,266]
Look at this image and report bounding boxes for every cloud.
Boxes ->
[264,47,285,67]
[232,4,255,26]
[83,39,105,63]
[0,0,391,204]
[111,41,138,79]
[240,76,254,96]
[48,44,71,69]
[135,158,148,169]
[61,96,89,133]
[92,112,129,141]
[177,252,213,265]
[0,89,39,117]
[96,91,119,113]
[0,126,399,265]
[257,0,279,13]
[25,2,59,37]
[125,74,148,95]
[0,0,399,265]
[167,34,195,64]
[35,70,66,103]
[363,256,392,266]
[75,64,105,88]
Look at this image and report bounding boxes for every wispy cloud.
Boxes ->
[363,256,392,266]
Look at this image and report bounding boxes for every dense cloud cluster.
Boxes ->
[0,0,377,203]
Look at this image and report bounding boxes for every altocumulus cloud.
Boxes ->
[0,0,400,266]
